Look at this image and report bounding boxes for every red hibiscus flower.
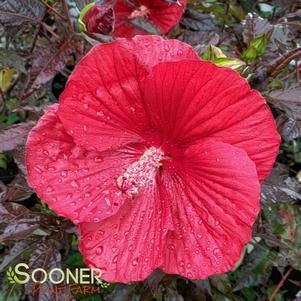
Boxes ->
[111,0,186,38]
[25,35,280,283]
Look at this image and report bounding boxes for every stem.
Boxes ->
[62,0,74,33]
[38,0,66,20]
[296,59,300,82]
[268,267,293,301]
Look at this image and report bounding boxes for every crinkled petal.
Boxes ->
[160,139,260,279]
[25,104,147,224]
[143,60,280,180]
[79,178,173,283]
[112,0,185,38]
[58,36,198,153]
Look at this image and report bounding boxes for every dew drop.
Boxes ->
[104,198,111,206]
[128,244,134,251]
[112,255,118,264]
[34,166,43,174]
[177,49,183,56]
[61,170,68,177]
[46,186,54,192]
[168,244,175,250]
[187,272,193,278]
[179,261,185,267]
[83,125,88,132]
[96,111,104,117]
[112,247,118,253]
[84,192,92,198]
[213,248,220,256]
[96,246,103,255]
[66,193,72,200]
[70,180,80,188]
[132,258,138,266]
[94,156,104,163]
[164,44,170,52]
[83,103,88,110]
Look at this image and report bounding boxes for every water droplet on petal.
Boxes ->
[112,255,118,264]
[83,125,87,132]
[34,166,43,174]
[84,192,91,198]
[177,49,183,56]
[83,103,88,110]
[96,246,103,255]
[66,193,72,200]
[132,258,138,266]
[94,156,104,163]
[61,170,68,177]
[168,244,175,250]
[96,111,104,117]
[70,180,80,188]
[46,186,54,192]
[213,248,220,256]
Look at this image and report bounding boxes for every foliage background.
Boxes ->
[1,0,301,300]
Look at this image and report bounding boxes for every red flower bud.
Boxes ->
[82,3,114,35]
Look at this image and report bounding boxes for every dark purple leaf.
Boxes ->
[0,122,35,153]
[181,9,218,32]
[277,114,301,141]
[267,84,301,120]
[25,241,75,301]
[261,163,301,203]
[0,0,45,27]
[242,13,273,44]
[24,39,74,97]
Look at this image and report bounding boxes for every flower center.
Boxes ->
[116,147,164,198]
[128,5,150,19]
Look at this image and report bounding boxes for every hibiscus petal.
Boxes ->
[143,60,280,180]
[160,139,260,279]
[78,179,173,283]
[147,0,185,34]
[113,0,185,37]
[58,36,198,153]
[25,104,147,224]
